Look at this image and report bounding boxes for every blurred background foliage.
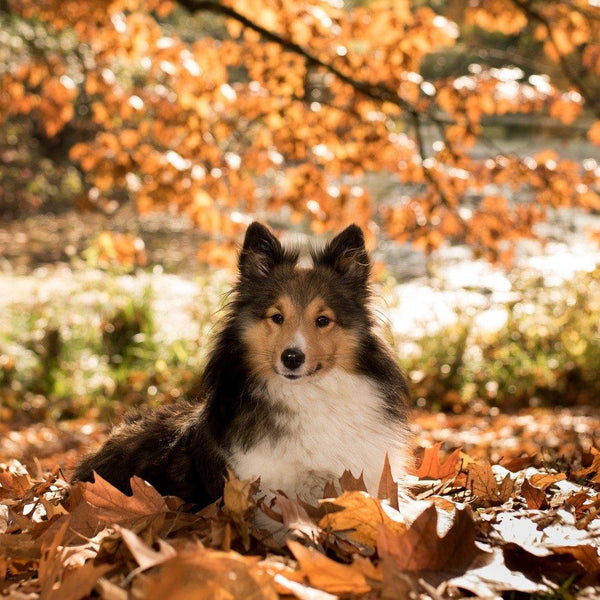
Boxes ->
[1,0,600,419]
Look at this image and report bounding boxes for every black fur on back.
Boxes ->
[72,222,409,504]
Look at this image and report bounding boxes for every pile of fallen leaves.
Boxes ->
[1,410,600,599]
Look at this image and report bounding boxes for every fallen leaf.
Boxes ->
[43,560,112,600]
[273,572,337,600]
[0,468,31,498]
[287,539,371,595]
[323,480,337,498]
[339,469,367,493]
[39,518,111,600]
[529,472,566,491]
[414,443,461,480]
[521,478,548,509]
[273,493,319,540]
[377,504,482,572]
[142,547,278,600]
[500,454,538,472]
[82,473,168,528]
[223,470,258,550]
[572,452,600,484]
[467,461,514,506]
[447,547,553,597]
[319,491,406,547]
[377,453,399,510]
[115,525,176,572]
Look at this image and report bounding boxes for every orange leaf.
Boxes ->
[318,491,406,547]
[414,443,461,480]
[81,473,169,528]
[287,540,371,595]
[588,120,600,146]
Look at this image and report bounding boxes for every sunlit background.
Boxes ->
[1,0,600,422]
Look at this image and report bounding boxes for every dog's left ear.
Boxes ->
[238,222,284,279]
[317,224,370,286]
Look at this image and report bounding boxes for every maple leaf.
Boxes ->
[377,504,483,573]
[339,469,367,493]
[521,478,549,510]
[467,461,515,507]
[83,472,166,514]
[414,443,461,481]
[319,491,406,547]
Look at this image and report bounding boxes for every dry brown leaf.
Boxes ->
[339,469,367,493]
[573,452,600,484]
[39,518,111,600]
[467,461,514,506]
[273,493,319,540]
[83,473,168,521]
[0,469,31,498]
[377,504,482,572]
[323,480,337,498]
[553,545,600,578]
[43,561,112,600]
[521,478,548,510]
[222,470,258,550]
[287,539,371,595]
[500,454,538,472]
[377,453,399,511]
[529,473,566,491]
[114,525,176,572]
[318,491,406,547]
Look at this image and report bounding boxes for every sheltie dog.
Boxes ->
[73,222,411,506]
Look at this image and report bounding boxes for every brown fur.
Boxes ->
[242,292,359,380]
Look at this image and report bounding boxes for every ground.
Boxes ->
[1,407,599,599]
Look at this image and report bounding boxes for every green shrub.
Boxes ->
[403,268,600,411]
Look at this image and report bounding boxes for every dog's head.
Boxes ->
[234,222,372,382]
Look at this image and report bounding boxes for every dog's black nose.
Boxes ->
[281,347,305,371]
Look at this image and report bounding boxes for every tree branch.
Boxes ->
[177,0,461,205]
[178,0,424,117]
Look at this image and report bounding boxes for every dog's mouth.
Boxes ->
[278,363,323,380]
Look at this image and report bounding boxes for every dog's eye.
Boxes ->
[271,313,284,325]
[315,315,331,328]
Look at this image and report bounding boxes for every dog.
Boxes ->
[73,222,411,506]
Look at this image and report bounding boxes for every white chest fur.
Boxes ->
[229,369,409,503]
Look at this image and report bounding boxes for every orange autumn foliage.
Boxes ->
[2,0,600,262]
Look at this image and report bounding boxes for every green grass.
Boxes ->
[401,268,600,412]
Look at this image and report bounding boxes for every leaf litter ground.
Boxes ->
[1,407,599,599]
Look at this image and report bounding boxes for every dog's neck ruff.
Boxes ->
[229,368,409,504]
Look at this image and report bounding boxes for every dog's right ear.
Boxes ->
[238,222,284,279]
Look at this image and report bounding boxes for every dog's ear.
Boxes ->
[238,222,284,279]
[316,224,370,286]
